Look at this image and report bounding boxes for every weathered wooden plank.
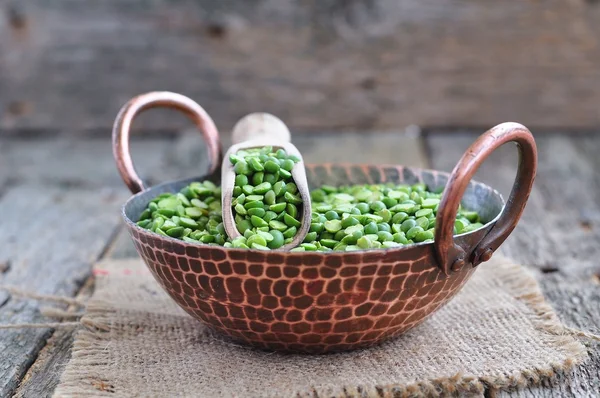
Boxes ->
[2,0,600,132]
[426,132,600,397]
[13,278,95,398]
[0,185,124,396]
[0,136,188,396]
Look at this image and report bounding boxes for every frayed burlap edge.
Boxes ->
[55,260,588,398]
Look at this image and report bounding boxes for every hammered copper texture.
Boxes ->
[123,164,500,353]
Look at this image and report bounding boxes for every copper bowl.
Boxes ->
[113,93,537,353]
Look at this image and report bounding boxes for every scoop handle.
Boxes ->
[112,92,222,194]
[434,122,537,275]
[231,113,292,145]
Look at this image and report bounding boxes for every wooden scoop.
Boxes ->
[221,113,311,250]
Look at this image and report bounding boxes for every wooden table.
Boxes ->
[1,130,598,397]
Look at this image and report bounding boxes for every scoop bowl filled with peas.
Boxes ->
[113,92,537,354]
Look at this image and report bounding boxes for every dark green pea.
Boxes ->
[325,210,339,220]
[377,231,394,242]
[263,160,280,173]
[334,230,346,241]
[394,203,417,214]
[275,149,287,159]
[250,215,269,228]
[247,234,267,247]
[282,226,297,238]
[428,218,437,229]
[264,211,278,222]
[382,197,398,208]
[286,203,298,218]
[234,203,247,215]
[370,201,386,212]
[284,192,303,205]
[415,230,434,242]
[286,183,298,194]
[166,226,185,238]
[267,230,284,249]
[364,222,378,234]
[300,243,318,251]
[320,239,338,248]
[216,223,225,235]
[280,158,295,171]
[179,217,198,228]
[347,207,360,216]
[265,190,276,205]
[248,157,264,172]
[310,222,324,233]
[324,219,342,233]
[320,232,334,240]
[311,189,326,202]
[415,208,433,218]
[269,202,286,213]
[229,154,243,164]
[341,216,360,228]
[392,212,409,224]
[137,219,151,228]
[247,208,266,218]
[253,182,272,195]
[401,218,417,233]
[377,223,391,232]
[461,211,480,223]
[242,185,254,195]
[151,218,165,231]
[341,230,363,244]
[304,232,318,242]
[412,183,427,192]
[273,181,286,196]
[148,202,158,212]
[252,172,264,186]
[355,202,370,214]
[357,236,372,249]
[416,217,429,229]
[278,169,292,179]
[234,160,251,175]
[260,172,274,185]
[284,213,301,228]
[269,220,288,231]
[376,209,392,223]
[406,226,424,240]
[455,219,468,233]
[185,207,203,219]
[232,186,242,196]
[139,209,151,220]
[157,208,175,217]
[244,201,264,209]
[199,234,215,243]
[393,232,409,244]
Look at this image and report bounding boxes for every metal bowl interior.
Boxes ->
[122,164,504,353]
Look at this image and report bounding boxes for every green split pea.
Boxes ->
[230,146,302,249]
[137,179,484,252]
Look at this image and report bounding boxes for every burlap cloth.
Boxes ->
[54,255,587,398]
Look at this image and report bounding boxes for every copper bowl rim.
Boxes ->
[121,163,505,256]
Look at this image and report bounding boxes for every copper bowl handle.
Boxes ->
[434,122,537,275]
[112,92,223,194]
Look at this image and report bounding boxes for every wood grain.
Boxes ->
[2,0,600,132]
[427,132,600,397]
